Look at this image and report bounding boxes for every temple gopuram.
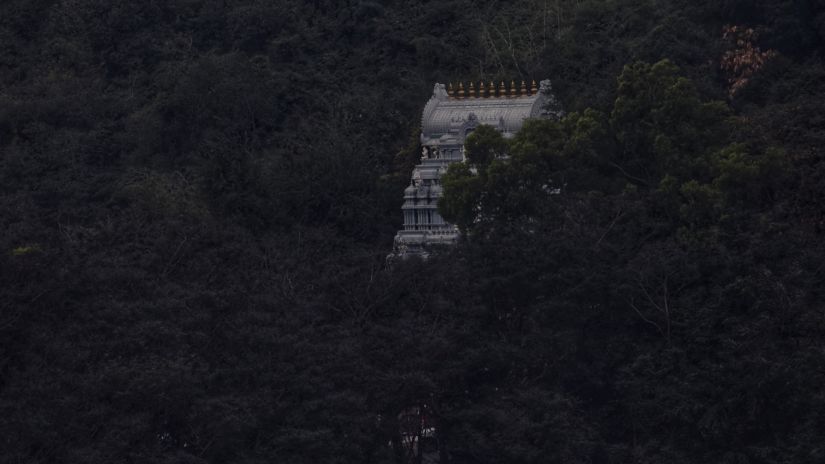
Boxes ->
[392,79,561,258]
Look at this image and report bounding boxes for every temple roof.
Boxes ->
[421,80,554,144]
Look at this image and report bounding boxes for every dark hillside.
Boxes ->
[1,1,824,463]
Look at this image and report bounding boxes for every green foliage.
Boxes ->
[11,244,40,256]
[436,53,822,463]
[440,59,788,234]
[610,60,732,186]
[1,0,824,463]
[439,162,482,234]
[463,124,508,168]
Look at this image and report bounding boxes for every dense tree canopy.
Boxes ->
[1,1,824,463]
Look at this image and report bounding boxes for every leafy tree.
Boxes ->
[439,162,483,234]
[463,124,508,168]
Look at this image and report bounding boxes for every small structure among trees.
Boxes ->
[392,80,561,258]
[396,405,438,464]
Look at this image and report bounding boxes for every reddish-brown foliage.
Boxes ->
[721,25,778,97]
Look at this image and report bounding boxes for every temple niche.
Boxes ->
[391,79,561,258]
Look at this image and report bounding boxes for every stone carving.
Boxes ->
[433,83,448,101]
[539,79,553,93]
[539,79,564,119]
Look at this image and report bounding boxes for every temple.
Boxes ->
[392,79,561,258]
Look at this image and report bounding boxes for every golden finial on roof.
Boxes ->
[531,80,538,94]
[509,80,516,97]
[520,80,527,96]
[458,82,465,99]
[469,81,475,98]
[489,81,494,98]
[498,81,506,98]
[448,83,455,99]
[480,81,487,98]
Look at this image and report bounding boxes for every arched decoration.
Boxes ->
[421,82,558,143]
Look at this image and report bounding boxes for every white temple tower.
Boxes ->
[392,79,561,258]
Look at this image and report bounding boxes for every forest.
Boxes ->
[1,0,824,463]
